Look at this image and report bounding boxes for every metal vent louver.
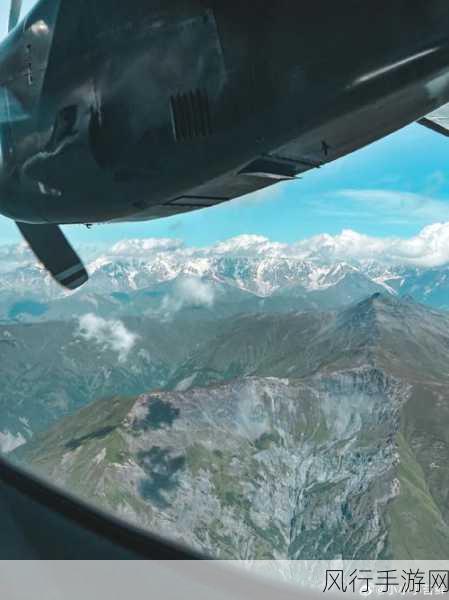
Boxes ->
[170,89,212,142]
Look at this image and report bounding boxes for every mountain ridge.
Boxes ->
[2,233,449,323]
[11,293,449,559]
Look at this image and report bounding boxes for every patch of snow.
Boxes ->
[0,430,26,453]
[175,373,197,392]
[93,448,107,465]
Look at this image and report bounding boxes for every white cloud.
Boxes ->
[0,242,33,273]
[294,222,449,268]
[212,234,287,257]
[110,238,184,256]
[77,314,139,362]
[191,223,449,268]
[334,189,449,224]
[385,222,449,267]
[0,430,26,453]
[195,224,449,268]
[161,277,215,316]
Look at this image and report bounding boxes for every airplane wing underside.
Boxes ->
[165,157,298,211]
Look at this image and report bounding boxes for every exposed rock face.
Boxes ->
[15,370,449,559]
[11,295,449,559]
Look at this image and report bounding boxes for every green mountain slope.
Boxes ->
[0,315,218,444]
[13,295,449,559]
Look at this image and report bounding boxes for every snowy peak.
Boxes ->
[1,227,449,312]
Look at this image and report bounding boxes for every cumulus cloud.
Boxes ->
[378,222,449,267]
[161,277,215,316]
[205,223,449,268]
[292,222,449,268]
[77,314,139,362]
[213,234,287,257]
[110,238,184,257]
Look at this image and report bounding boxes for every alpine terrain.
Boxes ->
[13,294,449,560]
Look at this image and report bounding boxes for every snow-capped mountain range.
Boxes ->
[2,224,449,318]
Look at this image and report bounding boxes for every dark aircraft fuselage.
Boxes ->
[1,0,449,225]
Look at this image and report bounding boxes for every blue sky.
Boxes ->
[0,0,38,38]
[1,3,449,248]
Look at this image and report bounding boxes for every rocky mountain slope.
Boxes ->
[14,294,449,559]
